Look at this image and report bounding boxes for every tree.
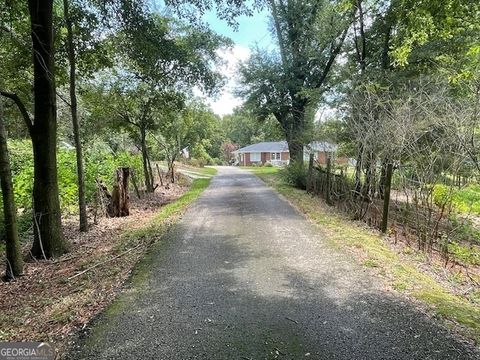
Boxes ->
[239,0,353,163]
[220,142,238,164]
[88,78,184,191]
[1,1,68,258]
[156,101,218,180]
[28,0,67,258]
[0,98,23,279]
[221,107,283,148]
[86,13,227,191]
[62,0,88,231]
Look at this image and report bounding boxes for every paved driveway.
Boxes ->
[72,167,479,359]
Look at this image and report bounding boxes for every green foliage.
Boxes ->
[448,242,480,266]
[156,100,220,165]
[1,140,142,214]
[280,162,308,190]
[221,109,283,148]
[83,148,143,205]
[190,143,214,165]
[433,184,480,215]
[238,0,352,148]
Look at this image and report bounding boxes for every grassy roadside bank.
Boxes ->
[120,177,212,246]
[0,175,213,354]
[248,167,480,345]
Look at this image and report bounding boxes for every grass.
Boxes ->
[251,170,480,344]
[242,166,282,175]
[196,166,217,176]
[157,161,218,177]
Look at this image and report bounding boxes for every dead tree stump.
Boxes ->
[97,167,130,218]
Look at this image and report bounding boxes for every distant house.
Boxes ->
[233,141,345,166]
[234,141,290,166]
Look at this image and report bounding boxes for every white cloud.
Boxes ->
[202,45,251,116]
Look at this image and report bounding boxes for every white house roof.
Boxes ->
[234,140,337,153]
[234,141,289,153]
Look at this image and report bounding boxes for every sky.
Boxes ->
[200,9,274,116]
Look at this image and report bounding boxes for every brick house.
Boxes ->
[234,141,290,166]
[234,141,344,166]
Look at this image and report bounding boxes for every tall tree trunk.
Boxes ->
[146,151,155,190]
[140,127,153,192]
[286,117,305,165]
[63,0,87,232]
[287,140,304,164]
[270,0,288,67]
[29,0,67,259]
[0,99,23,279]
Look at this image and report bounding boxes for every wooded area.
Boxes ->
[0,0,244,279]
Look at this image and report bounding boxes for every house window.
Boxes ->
[271,152,281,160]
[250,152,261,161]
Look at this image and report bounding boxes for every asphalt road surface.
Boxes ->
[72,167,479,360]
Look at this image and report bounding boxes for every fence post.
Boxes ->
[381,162,394,233]
[326,156,332,205]
[307,152,314,193]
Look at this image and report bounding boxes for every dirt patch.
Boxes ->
[0,182,187,354]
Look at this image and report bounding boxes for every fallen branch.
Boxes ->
[68,244,142,280]
[285,316,298,324]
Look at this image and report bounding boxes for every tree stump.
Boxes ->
[97,167,130,218]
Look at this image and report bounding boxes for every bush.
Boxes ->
[448,242,480,265]
[1,140,143,214]
[433,184,480,215]
[188,158,207,168]
[280,162,308,189]
[212,157,224,165]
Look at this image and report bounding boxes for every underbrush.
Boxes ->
[433,184,480,215]
[4,140,143,212]
[279,162,307,189]
[0,140,144,243]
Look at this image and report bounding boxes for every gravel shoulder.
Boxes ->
[71,166,479,360]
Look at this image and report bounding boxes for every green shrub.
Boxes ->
[448,242,480,265]
[212,157,224,165]
[188,158,207,168]
[1,140,143,214]
[191,144,214,166]
[433,184,480,215]
[0,209,33,243]
[280,161,308,189]
[448,215,480,245]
